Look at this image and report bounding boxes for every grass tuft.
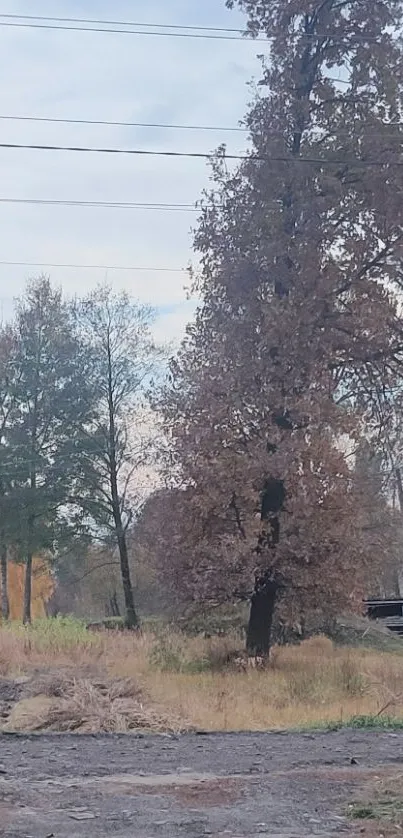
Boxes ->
[350,805,377,820]
[312,714,403,731]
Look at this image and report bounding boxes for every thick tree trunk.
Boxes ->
[0,542,9,621]
[23,552,33,625]
[109,451,138,628]
[116,527,138,628]
[117,542,137,629]
[246,576,277,657]
[246,476,284,656]
[110,458,138,628]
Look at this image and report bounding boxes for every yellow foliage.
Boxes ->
[0,558,54,620]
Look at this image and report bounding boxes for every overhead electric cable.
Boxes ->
[0,197,199,211]
[0,19,264,41]
[0,13,390,43]
[0,141,401,167]
[1,113,402,134]
[0,114,247,132]
[0,13,250,34]
[0,260,187,272]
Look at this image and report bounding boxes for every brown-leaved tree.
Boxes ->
[156,0,403,654]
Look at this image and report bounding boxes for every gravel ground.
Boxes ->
[1,729,403,837]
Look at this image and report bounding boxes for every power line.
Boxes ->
[0,141,402,167]
[0,18,353,85]
[2,113,403,135]
[0,14,391,43]
[0,198,199,211]
[0,141,236,159]
[0,114,246,133]
[0,260,187,273]
[0,13,248,35]
[0,19,264,42]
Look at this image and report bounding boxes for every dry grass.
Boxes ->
[31,676,184,733]
[348,769,403,836]
[1,618,403,732]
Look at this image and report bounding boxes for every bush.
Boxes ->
[149,631,241,674]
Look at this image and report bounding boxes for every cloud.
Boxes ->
[151,300,198,346]
[0,0,261,337]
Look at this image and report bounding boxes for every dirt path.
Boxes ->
[1,729,402,837]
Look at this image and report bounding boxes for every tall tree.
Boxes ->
[0,326,18,620]
[74,285,163,629]
[158,0,403,654]
[10,277,94,623]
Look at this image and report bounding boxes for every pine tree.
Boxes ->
[0,326,18,620]
[9,278,94,623]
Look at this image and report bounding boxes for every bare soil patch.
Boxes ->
[1,730,403,837]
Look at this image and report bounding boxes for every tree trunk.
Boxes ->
[109,452,138,628]
[246,576,278,657]
[393,569,401,599]
[116,527,138,628]
[23,511,35,625]
[111,591,121,617]
[246,476,284,656]
[396,467,403,521]
[23,552,33,625]
[107,337,139,630]
[0,541,9,621]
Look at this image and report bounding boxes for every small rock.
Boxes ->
[69,812,96,821]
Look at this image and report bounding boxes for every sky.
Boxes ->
[0,1,263,344]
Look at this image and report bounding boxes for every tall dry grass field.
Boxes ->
[1,618,403,731]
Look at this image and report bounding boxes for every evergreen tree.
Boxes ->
[8,278,94,623]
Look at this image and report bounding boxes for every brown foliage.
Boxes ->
[153,1,403,631]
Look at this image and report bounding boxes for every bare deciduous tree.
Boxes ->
[75,285,164,629]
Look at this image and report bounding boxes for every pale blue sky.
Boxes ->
[0,1,262,342]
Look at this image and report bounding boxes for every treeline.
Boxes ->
[4,0,403,657]
[0,279,162,625]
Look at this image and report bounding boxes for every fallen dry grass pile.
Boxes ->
[1,617,403,732]
[1,669,185,734]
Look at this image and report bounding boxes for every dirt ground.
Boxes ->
[1,730,403,838]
